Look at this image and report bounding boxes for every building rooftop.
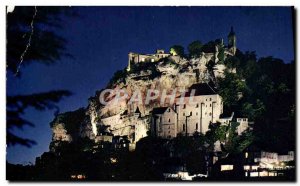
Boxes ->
[233,111,247,118]
[219,112,234,119]
[185,83,217,96]
[152,107,170,115]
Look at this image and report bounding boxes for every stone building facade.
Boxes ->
[151,83,249,139]
[151,83,224,138]
[127,49,170,71]
[151,107,178,139]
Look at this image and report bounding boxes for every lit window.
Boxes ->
[250,172,259,177]
[221,165,233,171]
[244,165,250,170]
[141,58,145,62]
[151,58,155,62]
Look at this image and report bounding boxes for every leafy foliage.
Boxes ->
[188,40,202,58]
[225,50,295,152]
[7,7,75,147]
[201,41,216,53]
[7,6,75,75]
[217,72,247,111]
[223,122,254,154]
[108,69,127,86]
[217,46,225,62]
[7,91,72,147]
[224,56,240,69]
[205,122,254,154]
[170,45,185,57]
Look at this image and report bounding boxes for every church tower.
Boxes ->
[228,26,237,55]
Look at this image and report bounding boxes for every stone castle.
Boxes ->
[92,27,248,146]
[127,26,237,72]
[51,27,249,151]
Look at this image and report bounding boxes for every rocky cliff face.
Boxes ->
[49,108,95,151]
[49,51,233,150]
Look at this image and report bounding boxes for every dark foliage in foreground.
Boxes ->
[7,7,75,147]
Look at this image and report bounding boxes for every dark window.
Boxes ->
[196,123,198,130]
[196,104,199,108]
[183,124,185,131]
[183,113,185,116]
[190,111,192,116]
[168,118,171,122]
[183,104,186,109]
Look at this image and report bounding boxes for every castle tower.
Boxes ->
[228,26,237,55]
[127,53,132,71]
[127,52,136,71]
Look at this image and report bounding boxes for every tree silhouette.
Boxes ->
[7,6,75,76]
[6,6,75,147]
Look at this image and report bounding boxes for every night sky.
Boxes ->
[7,6,294,164]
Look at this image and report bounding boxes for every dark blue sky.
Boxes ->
[7,6,294,164]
